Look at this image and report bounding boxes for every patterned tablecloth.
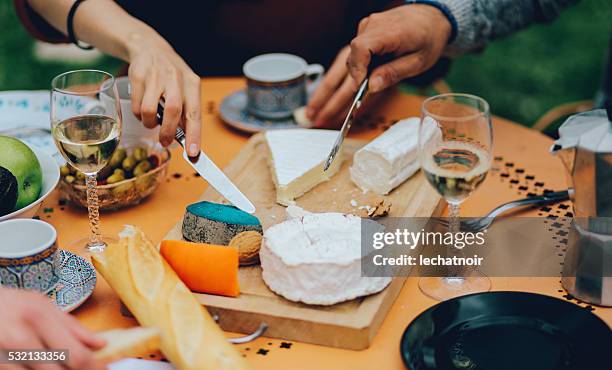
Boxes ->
[31,78,610,369]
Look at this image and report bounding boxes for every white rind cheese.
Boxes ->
[260,209,391,305]
[350,117,422,195]
[265,129,343,206]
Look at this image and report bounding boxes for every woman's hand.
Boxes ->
[26,0,203,156]
[307,4,452,127]
[0,288,106,370]
[126,35,202,156]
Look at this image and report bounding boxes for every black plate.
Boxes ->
[400,292,611,370]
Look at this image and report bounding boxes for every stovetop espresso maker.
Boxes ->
[551,108,612,306]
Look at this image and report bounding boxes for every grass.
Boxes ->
[0,0,121,90]
[1,0,610,127]
[441,0,611,127]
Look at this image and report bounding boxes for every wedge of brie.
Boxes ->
[265,129,343,206]
[349,117,422,195]
[260,208,391,305]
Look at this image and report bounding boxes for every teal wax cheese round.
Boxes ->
[182,201,262,245]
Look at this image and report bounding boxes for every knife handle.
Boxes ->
[367,53,395,77]
[156,101,187,149]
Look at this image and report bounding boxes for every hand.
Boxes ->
[126,34,201,156]
[346,4,451,93]
[307,5,451,128]
[306,46,357,128]
[308,46,382,128]
[0,288,106,370]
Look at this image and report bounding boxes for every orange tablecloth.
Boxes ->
[38,78,610,369]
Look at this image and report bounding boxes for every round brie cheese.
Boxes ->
[260,211,391,305]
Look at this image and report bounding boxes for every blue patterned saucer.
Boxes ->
[220,89,301,133]
[47,250,96,312]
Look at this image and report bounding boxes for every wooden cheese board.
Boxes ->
[163,133,442,350]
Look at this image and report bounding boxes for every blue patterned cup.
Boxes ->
[0,219,59,294]
[243,53,324,119]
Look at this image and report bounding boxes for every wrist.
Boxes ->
[404,1,456,43]
[123,26,168,62]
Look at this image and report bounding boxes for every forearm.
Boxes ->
[426,0,580,55]
[26,0,171,62]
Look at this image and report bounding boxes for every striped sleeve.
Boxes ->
[413,0,581,55]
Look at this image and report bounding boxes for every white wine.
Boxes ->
[53,115,120,174]
[422,141,490,203]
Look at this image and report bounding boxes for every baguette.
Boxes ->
[94,327,161,362]
[91,225,252,370]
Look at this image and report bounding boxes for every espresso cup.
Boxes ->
[0,219,59,294]
[100,76,161,146]
[243,53,324,119]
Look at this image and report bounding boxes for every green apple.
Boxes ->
[0,136,42,210]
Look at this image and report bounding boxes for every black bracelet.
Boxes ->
[67,0,93,50]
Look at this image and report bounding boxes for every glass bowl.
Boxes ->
[58,141,170,211]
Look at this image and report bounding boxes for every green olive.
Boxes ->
[106,172,126,184]
[64,175,75,184]
[122,156,137,172]
[75,171,87,182]
[109,148,127,168]
[133,147,148,162]
[60,165,71,177]
[133,160,152,177]
[113,168,125,177]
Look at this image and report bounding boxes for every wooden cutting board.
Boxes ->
[163,133,442,350]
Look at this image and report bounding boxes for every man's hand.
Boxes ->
[0,288,106,370]
[306,46,356,128]
[307,4,451,127]
[126,33,202,157]
[347,4,452,91]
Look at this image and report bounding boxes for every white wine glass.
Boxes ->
[418,93,492,301]
[51,70,122,252]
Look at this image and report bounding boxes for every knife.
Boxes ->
[323,54,393,171]
[156,101,256,214]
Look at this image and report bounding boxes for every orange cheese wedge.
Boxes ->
[160,240,239,297]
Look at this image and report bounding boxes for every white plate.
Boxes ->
[0,91,91,156]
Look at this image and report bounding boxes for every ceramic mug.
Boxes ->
[0,219,59,294]
[243,53,324,119]
[100,76,161,146]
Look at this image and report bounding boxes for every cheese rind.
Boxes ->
[182,201,262,245]
[350,118,421,195]
[265,129,343,206]
[260,210,391,305]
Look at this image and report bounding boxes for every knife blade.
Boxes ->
[323,54,393,171]
[156,101,256,214]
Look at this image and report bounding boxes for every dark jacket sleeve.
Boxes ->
[14,0,69,43]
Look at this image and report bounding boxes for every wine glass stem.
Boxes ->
[447,202,463,279]
[85,174,103,249]
[448,202,460,234]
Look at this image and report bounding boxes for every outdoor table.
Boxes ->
[39,77,612,369]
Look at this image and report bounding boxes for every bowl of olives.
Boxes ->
[58,140,170,210]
